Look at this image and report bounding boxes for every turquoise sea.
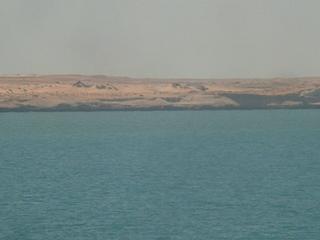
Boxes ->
[1,110,320,239]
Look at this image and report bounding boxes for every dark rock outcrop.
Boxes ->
[73,81,91,88]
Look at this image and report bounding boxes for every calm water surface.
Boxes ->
[1,110,320,239]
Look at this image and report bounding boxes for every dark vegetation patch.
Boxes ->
[96,84,118,90]
[193,85,208,91]
[172,83,190,89]
[96,84,107,89]
[162,97,182,103]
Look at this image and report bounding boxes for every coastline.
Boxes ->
[1,75,320,111]
[1,105,320,113]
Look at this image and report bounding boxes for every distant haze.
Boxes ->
[1,0,320,78]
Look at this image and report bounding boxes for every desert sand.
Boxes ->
[0,75,320,111]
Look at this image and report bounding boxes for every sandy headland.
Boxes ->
[1,75,320,111]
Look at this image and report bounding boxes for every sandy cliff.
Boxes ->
[1,75,320,111]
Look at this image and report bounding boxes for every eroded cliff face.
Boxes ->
[1,75,320,111]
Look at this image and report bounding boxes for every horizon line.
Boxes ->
[0,74,320,81]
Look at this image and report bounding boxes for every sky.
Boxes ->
[0,0,320,78]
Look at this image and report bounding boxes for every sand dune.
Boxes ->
[0,75,320,111]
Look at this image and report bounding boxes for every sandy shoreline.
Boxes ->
[1,75,320,111]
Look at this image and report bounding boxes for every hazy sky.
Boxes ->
[1,0,320,78]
